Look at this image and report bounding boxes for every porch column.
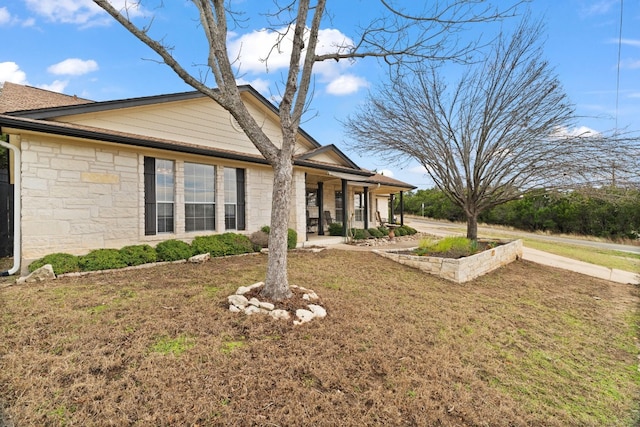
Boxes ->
[317,182,324,236]
[400,191,404,226]
[363,186,369,229]
[389,194,395,223]
[341,178,348,237]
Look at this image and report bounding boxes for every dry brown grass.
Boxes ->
[1,250,639,426]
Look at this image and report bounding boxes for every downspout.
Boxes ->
[0,138,20,276]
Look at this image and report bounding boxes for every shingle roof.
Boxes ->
[0,82,93,113]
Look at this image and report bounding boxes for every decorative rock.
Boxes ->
[188,253,210,263]
[302,291,319,301]
[259,301,275,311]
[228,294,249,309]
[308,304,327,318]
[244,305,263,315]
[248,297,261,307]
[18,264,56,284]
[237,282,265,295]
[294,309,315,325]
[229,305,241,313]
[270,309,291,320]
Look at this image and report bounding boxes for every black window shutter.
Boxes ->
[236,168,246,230]
[144,157,156,235]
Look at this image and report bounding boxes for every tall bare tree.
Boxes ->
[94,0,523,299]
[345,16,639,241]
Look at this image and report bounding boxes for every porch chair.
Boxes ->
[375,210,387,226]
[324,211,334,229]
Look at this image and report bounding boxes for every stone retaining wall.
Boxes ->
[374,239,523,283]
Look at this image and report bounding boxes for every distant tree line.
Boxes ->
[400,188,640,240]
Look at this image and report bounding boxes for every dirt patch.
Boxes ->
[1,250,639,426]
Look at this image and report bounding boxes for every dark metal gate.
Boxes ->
[0,147,13,258]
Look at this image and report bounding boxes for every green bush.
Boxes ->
[350,228,371,240]
[378,225,389,236]
[28,252,79,274]
[287,228,298,249]
[191,233,254,257]
[260,225,271,233]
[399,225,417,235]
[119,244,157,266]
[156,239,193,262]
[394,226,407,236]
[79,249,127,272]
[368,228,384,238]
[328,223,343,236]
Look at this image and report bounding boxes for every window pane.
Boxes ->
[186,203,215,232]
[225,204,236,229]
[156,160,174,202]
[157,203,174,233]
[224,168,237,204]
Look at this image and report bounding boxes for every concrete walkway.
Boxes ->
[523,247,638,284]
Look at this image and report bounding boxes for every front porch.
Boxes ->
[303,171,416,240]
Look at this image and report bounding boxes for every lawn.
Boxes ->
[1,249,639,426]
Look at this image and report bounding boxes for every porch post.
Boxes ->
[341,179,348,237]
[317,182,324,236]
[389,194,395,223]
[400,191,404,226]
[363,186,369,229]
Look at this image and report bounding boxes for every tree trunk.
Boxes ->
[466,212,478,241]
[260,157,294,301]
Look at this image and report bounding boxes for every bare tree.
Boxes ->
[345,16,639,241]
[94,0,523,299]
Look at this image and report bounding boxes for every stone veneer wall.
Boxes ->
[374,239,523,283]
[19,136,307,270]
[21,137,140,262]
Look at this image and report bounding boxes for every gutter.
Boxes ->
[0,138,20,276]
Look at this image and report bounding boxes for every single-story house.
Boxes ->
[0,82,415,275]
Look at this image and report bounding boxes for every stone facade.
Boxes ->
[18,135,308,271]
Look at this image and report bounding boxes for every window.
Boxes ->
[354,192,364,222]
[144,157,174,235]
[335,191,343,224]
[185,163,215,232]
[224,167,245,230]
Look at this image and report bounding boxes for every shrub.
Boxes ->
[191,233,254,257]
[156,239,193,262]
[350,228,371,240]
[367,228,384,238]
[249,230,270,251]
[287,228,298,249]
[394,226,407,237]
[378,225,389,236]
[28,252,79,274]
[260,225,271,233]
[79,249,127,271]
[119,244,157,266]
[399,225,417,235]
[328,223,343,236]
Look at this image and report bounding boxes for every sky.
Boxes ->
[1,0,639,189]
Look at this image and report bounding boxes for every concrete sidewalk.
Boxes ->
[523,247,639,285]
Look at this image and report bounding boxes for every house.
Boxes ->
[0,82,415,275]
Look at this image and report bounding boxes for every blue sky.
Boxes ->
[1,0,638,188]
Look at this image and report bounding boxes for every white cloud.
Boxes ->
[553,125,600,138]
[0,62,28,84]
[326,74,369,95]
[48,58,99,76]
[378,169,394,177]
[236,77,270,94]
[619,59,640,69]
[583,0,618,16]
[0,7,10,24]
[38,80,69,93]
[24,0,144,26]
[228,24,367,96]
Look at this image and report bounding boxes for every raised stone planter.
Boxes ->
[373,239,523,283]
